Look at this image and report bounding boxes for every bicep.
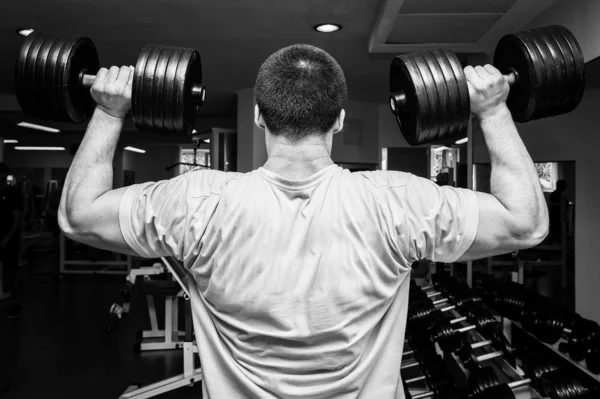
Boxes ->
[456,191,537,262]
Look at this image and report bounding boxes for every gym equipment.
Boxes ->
[402,362,463,399]
[389,25,585,146]
[409,290,442,302]
[15,32,206,135]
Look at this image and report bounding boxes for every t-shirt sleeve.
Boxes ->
[118,175,189,259]
[404,174,479,263]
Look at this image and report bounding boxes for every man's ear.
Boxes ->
[254,104,266,130]
[332,109,346,135]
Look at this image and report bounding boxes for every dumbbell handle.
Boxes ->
[507,378,531,390]
[78,71,206,104]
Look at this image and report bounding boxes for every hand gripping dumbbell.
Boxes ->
[389,25,585,146]
[15,32,206,135]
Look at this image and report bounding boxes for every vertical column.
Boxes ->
[237,88,267,172]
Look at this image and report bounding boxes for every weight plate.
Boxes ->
[15,32,39,117]
[514,31,548,121]
[539,28,568,117]
[390,54,429,145]
[132,45,151,131]
[421,51,451,143]
[494,32,542,122]
[552,26,585,114]
[45,35,67,120]
[413,52,440,144]
[541,26,578,115]
[33,34,56,120]
[433,50,461,142]
[139,45,163,132]
[151,46,173,132]
[62,35,99,123]
[444,51,470,137]
[21,33,46,118]
[163,47,183,134]
[469,367,500,395]
[528,32,556,120]
[173,48,202,135]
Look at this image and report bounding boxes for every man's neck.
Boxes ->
[263,141,334,180]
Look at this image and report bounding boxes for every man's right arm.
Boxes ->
[457,65,549,261]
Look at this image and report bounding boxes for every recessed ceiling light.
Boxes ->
[203,139,210,143]
[17,122,60,133]
[314,24,341,33]
[124,146,146,154]
[455,137,468,145]
[15,146,65,151]
[16,28,35,37]
[3,139,18,144]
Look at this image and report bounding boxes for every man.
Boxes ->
[59,45,548,398]
[0,162,23,319]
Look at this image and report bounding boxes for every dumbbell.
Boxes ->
[403,371,463,399]
[389,25,585,146]
[15,32,206,135]
[470,368,594,399]
[401,343,439,370]
[558,318,600,362]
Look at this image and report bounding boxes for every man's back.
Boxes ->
[119,165,478,398]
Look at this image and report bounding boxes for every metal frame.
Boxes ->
[118,259,202,398]
[0,261,12,302]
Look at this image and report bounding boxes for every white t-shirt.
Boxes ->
[119,164,479,399]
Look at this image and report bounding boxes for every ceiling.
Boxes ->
[0,0,590,148]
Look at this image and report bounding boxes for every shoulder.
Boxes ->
[351,169,413,189]
[182,169,245,197]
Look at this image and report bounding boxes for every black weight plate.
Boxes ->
[163,47,183,134]
[52,35,76,123]
[33,34,56,120]
[444,51,470,136]
[21,33,46,118]
[422,51,452,143]
[173,48,202,135]
[139,45,163,132]
[45,35,68,120]
[494,33,542,122]
[468,367,500,395]
[15,32,40,117]
[55,36,100,123]
[514,31,548,121]
[151,46,173,132]
[132,45,151,131]
[528,32,556,120]
[413,52,440,144]
[539,28,568,117]
[433,49,462,141]
[390,55,428,145]
[552,26,586,114]
[541,26,578,115]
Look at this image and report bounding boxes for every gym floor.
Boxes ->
[0,251,203,399]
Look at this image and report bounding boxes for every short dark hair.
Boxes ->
[0,162,9,176]
[254,44,347,141]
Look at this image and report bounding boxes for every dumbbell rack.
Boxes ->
[403,302,544,398]
[510,320,600,383]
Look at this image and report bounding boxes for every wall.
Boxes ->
[525,0,600,62]
[121,146,179,184]
[472,89,600,322]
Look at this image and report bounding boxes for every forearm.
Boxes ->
[60,108,123,228]
[479,106,548,236]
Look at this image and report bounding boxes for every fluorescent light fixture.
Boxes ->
[16,28,35,37]
[124,146,146,154]
[192,129,198,134]
[3,139,18,144]
[15,146,65,151]
[455,137,468,145]
[17,122,60,133]
[314,23,341,33]
[203,139,210,143]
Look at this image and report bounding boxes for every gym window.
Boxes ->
[179,148,210,175]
